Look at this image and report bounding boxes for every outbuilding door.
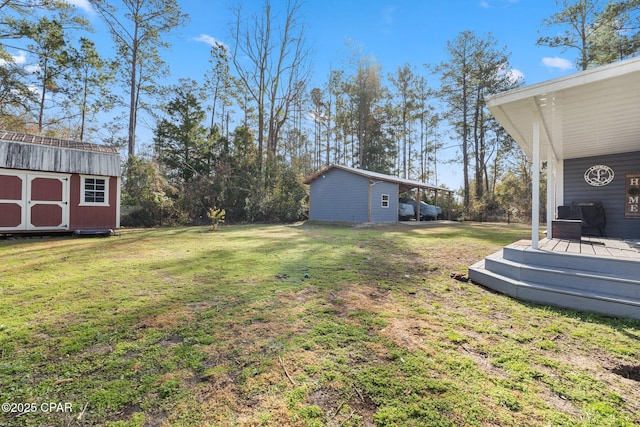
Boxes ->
[0,170,69,231]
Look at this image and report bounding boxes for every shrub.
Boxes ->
[207,208,225,230]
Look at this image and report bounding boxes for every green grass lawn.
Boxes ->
[0,222,639,426]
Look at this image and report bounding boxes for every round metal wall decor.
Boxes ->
[584,165,614,186]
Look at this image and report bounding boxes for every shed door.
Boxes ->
[0,171,26,230]
[27,174,69,230]
[0,171,69,231]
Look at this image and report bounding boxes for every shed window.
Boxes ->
[80,175,109,206]
[381,194,389,208]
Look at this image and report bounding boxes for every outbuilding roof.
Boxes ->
[486,56,640,161]
[0,130,119,154]
[0,130,121,176]
[304,164,452,194]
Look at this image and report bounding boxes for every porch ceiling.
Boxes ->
[487,56,640,161]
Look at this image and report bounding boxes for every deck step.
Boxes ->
[484,253,640,300]
[502,243,640,277]
[469,258,640,320]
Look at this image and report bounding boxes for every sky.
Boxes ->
[13,0,579,190]
[178,0,575,86]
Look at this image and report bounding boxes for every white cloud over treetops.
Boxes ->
[0,51,27,67]
[193,34,228,51]
[64,0,94,13]
[507,68,525,83]
[479,0,520,9]
[0,51,40,74]
[542,57,574,71]
[497,63,525,84]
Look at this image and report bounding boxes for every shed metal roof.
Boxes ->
[486,56,640,161]
[0,130,121,176]
[304,164,452,194]
[0,130,119,154]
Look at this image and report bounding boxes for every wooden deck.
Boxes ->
[539,237,640,259]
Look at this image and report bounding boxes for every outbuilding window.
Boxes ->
[381,194,389,208]
[80,175,109,206]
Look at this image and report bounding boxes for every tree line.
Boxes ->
[1,0,639,225]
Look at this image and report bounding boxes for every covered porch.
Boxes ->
[469,57,640,319]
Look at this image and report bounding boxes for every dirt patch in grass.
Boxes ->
[138,304,196,331]
[308,386,377,427]
[379,317,432,352]
[611,364,640,381]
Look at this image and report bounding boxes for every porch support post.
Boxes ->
[546,151,555,239]
[556,160,564,217]
[532,112,541,249]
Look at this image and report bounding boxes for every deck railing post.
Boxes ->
[547,150,555,239]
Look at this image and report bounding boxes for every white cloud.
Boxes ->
[25,64,41,74]
[507,68,525,83]
[0,51,41,74]
[381,6,395,25]
[542,57,574,71]
[193,34,228,50]
[497,64,525,84]
[480,0,519,8]
[12,51,27,65]
[0,51,27,67]
[64,0,94,14]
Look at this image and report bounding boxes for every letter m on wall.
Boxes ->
[626,173,640,218]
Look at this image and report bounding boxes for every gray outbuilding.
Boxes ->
[304,164,451,223]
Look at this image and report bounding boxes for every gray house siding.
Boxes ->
[370,181,398,223]
[309,168,370,222]
[308,168,400,223]
[564,151,640,238]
